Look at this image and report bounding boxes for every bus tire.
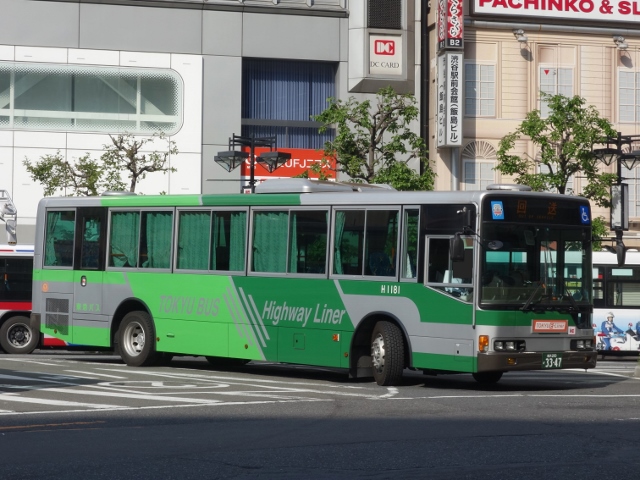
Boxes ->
[0,315,38,354]
[472,371,503,384]
[371,321,404,386]
[117,311,158,367]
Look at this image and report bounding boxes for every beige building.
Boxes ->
[428,1,640,248]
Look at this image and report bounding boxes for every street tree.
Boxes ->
[495,93,617,247]
[24,132,178,196]
[496,93,616,205]
[312,86,435,191]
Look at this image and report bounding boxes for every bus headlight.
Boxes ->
[494,340,526,352]
[571,339,593,350]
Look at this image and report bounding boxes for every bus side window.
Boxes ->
[212,210,246,272]
[252,211,288,273]
[44,210,76,267]
[427,237,473,302]
[139,211,173,269]
[288,210,328,274]
[364,210,398,277]
[177,210,211,270]
[333,210,364,275]
[109,211,140,268]
[402,209,419,279]
[80,215,102,270]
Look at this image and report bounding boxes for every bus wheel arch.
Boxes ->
[349,314,409,386]
[111,300,158,367]
[0,313,38,354]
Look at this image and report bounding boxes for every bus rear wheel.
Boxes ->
[472,371,503,384]
[371,321,404,386]
[0,316,38,354]
[117,311,158,367]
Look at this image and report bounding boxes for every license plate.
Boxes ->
[542,352,563,369]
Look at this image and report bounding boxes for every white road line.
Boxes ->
[0,358,60,366]
[98,367,369,389]
[377,387,399,399]
[93,369,381,398]
[0,393,119,409]
[64,370,127,380]
[0,398,332,417]
[0,373,78,385]
[43,387,223,404]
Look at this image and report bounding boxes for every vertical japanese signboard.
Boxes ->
[437,0,464,53]
[437,52,463,147]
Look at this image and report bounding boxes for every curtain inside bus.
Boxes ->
[141,212,172,268]
[177,211,210,270]
[110,212,140,267]
[253,212,288,272]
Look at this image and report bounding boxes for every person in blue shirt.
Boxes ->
[601,312,624,350]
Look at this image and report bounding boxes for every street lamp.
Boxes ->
[214,134,291,193]
[592,131,640,264]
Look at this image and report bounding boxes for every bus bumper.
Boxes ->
[477,351,597,372]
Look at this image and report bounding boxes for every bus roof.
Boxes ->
[35,180,591,209]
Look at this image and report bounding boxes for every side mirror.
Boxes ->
[450,233,465,262]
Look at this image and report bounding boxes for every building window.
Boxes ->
[0,62,183,135]
[463,161,495,190]
[539,67,573,117]
[242,59,336,149]
[462,141,497,190]
[619,71,640,123]
[465,63,495,117]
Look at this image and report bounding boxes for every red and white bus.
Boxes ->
[0,244,68,353]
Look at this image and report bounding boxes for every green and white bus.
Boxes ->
[29,179,597,385]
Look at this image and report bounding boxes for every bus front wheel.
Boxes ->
[117,311,158,367]
[0,316,38,354]
[371,321,404,386]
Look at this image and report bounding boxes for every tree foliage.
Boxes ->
[496,93,617,208]
[313,86,435,191]
[24,132,178,196]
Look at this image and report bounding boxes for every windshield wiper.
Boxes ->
[521,281,544,312]
[560,285,580,313]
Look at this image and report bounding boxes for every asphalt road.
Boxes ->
[0,352,638,480]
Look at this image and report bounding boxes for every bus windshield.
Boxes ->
[480,223,591,313]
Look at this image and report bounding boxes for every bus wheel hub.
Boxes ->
[372,334,385,372]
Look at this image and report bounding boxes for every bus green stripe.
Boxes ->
[413,352,477,373]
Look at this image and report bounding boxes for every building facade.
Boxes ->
[1,0,422,244]
[429,1,640,245]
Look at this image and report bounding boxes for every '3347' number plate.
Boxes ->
[542,353,562,369]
